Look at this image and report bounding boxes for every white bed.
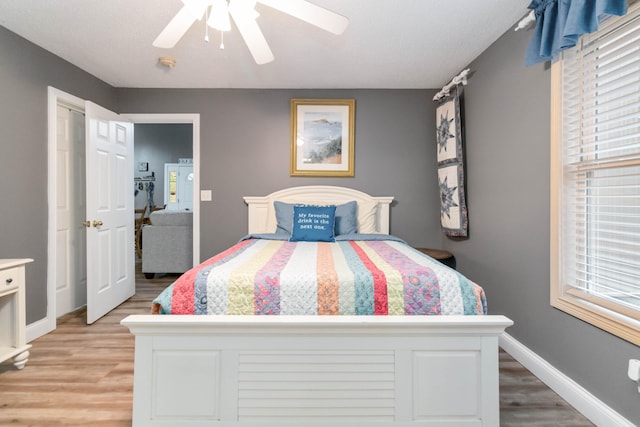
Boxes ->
[121,186,513,427]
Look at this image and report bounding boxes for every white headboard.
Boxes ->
[243,186,394,234]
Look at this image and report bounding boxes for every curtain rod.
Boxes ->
[432,68,471,101]
[431,10,533,103]
[515,10,535,31]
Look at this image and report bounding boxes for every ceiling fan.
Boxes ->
[153,0,349,64]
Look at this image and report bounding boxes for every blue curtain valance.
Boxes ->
[525,0,628,66]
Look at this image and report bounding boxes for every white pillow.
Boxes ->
[357,200,379,233]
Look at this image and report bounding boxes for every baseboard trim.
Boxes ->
[26,315,55,343]
[500,333,635,427]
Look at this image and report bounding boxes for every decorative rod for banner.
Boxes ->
[515,10,536,31]
[433,68,471,102]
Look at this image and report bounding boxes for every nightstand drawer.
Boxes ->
[0,267,21,294]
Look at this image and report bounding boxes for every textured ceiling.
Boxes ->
[0,0,531,89]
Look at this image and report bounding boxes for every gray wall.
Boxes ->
[134,123,193,211]
[116,89,442,259]
[1,24,443,325]
[3,19,637,424]
[0,26,116,323]
[444,26,640,422]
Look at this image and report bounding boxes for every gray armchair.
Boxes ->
[142,210,193,279]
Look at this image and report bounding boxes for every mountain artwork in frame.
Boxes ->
[290,99,355,177]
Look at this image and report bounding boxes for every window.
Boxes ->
[551,2,640,345]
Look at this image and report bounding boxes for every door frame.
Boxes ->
[34,88,201,342]
[31,87,87,342]
[122,113,201,268]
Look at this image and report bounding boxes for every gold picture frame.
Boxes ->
[290,99,355,177]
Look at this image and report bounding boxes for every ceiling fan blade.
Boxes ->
[153,1,209,48]
[230,11,274,64]
[257,0,348,35]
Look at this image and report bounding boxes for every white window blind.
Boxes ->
[557,3,640,335]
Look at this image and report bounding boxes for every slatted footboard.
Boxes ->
[121,315,512,427]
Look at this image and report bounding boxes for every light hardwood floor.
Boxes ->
[0,267,594,426]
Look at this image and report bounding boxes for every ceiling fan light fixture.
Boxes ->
[155,0,348,64]
[208,0,232,31]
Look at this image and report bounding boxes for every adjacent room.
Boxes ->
[0,0,639,425]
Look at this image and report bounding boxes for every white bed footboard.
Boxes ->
[121,315,512,427]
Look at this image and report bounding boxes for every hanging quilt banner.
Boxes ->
[435,90,468,237]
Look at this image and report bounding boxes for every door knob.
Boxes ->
[92,220,103,227]
[82,221,91,228]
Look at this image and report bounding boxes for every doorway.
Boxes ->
[48,94,137,325]
[124,114,201,269]
[132,122,195,266]
[35,89,201,342]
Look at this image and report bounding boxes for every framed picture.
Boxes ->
[290,99,355,177]
[138,162,148,172]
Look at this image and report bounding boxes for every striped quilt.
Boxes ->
[152,237,487,316]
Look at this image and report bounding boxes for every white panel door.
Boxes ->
[85,101,134,324]
[55,106,87,316]
[164,163,193,211]
[181,166,194,209]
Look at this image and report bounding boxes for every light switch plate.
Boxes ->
[200,190,212,201]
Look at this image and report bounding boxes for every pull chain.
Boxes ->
[204,7,210,42]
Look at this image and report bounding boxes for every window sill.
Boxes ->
[551,293,640,346]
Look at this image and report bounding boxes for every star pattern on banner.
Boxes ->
[436,110,455,153]
[439,175,458,219]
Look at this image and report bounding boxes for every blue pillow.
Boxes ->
[274,200,357,236]
[289,205,336,242]
[334,201,358,235]
[274,201,295,235]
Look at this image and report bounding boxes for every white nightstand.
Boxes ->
[0,258,33,370]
